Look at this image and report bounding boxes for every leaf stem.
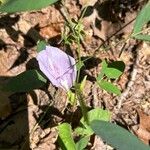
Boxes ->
[76,34,88,124]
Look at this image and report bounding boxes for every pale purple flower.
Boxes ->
[36,46,76,91]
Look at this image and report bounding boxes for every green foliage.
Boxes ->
[67,90,76,105]
[104,61,125,79]
[98,80,121,95]
[75,127,92,137]
[78,75,87,92]
[0,0,58,13]
[58,109,110,150]
[97,60,108,81]
[81,108,111,126]
[1,70,46,92]
[98,60,125,80]
[37,40,47,52]
[132,2,150,41]
[75,108,111,136]
[58,123,76,150]
[91,120,150,150]
[76,61,84,71]
[97,60,124,95]
[61,20,85,46]
[75,136,89,150]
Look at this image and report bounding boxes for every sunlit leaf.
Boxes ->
[0,0,58,13]
[79,75,87,91]
[67,90,76,105]
[104,61,125,79]
[133,34,150,41]
[132,2,150,41]
[75,108,111,136]
[76,136,89,150]
[58,123,76,150]
[97,60,108,81]
[74,127,92,136]
[76,61,84,71]
[81,108,111,125]
[98,80,121,95]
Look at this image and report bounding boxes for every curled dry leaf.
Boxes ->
[39,23,63,39]
[136,110,150,145]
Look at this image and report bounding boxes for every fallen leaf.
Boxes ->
[79,0,97,7]
[39,23,63,39]
[136,110,150,145]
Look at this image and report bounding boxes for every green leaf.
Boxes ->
[37,40,47,52]
[97,60,108,81]
[133,2,150,34]
[58,123,77,150]
[76,61,84,71]
[76,136,89,150]
[79,75,87,92]
[98,80,121,95]
[1,70,46,92]
[104,61,125,79]
[67,90,76,105]
[133,34,150,41]
[81,108,111,125]
[74,127,92,136]
[132,2,150,41]
[91,120,150,150]
[0,0,58,13]
[75,108,111,136]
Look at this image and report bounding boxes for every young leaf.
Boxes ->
[0,0,58,13]
[37,40,47,52]
[67,90,76,105]
[97,60,108,81]
[58,123,77,150]
[98,80,121,95]
[1,70,46,92]
[91,120,150,150]
[104,61,125,79]
[132,2,150,41]
[76,61,84,71]
[74,127,92,136]
[81,108,111,125]
[76,136,89,150]
[75,108,111,136]
[79,75,87,91]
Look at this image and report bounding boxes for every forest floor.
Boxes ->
[0,0,150,149]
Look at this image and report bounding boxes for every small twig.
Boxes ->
[117,67,138,109]
[95,18,135,54]
[117,48,139,109]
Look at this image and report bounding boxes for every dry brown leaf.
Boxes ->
[39,23,62,39]
[136,110,150,144]
[79,0,97,7]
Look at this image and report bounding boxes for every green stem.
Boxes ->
[76,88,89,124]
[76,36,88,124]
[61,1,89,124]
